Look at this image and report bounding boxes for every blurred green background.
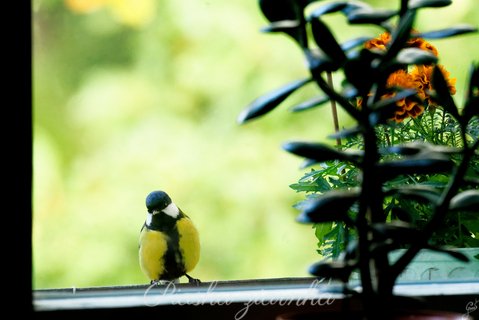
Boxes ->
[33,0,478,289]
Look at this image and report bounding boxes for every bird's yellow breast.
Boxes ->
[139,228,168,281]
[177,217,200,272]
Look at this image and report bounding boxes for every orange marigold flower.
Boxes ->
[386,70,425,123]
[365,32,438,58]
[410,64,456,106]
[386,69,414,88]
[361,32,455,122]
[365,32,391,51]
[407,37,438,57]
[356,70,425,123]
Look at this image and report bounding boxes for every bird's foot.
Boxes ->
[185,274,201,286]
[150,279,170,286]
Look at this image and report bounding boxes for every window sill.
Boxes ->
[34,277,479,319]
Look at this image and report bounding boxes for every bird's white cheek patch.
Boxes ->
[146,213,153,226]
[162,202,180,218]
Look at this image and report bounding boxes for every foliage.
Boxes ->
[239,0,478,315]
[33,0,327,289]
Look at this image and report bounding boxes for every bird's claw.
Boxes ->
[185,274,201,286]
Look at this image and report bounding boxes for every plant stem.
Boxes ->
[327,71,341,147]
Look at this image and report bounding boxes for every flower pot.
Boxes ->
[389,248,479,282]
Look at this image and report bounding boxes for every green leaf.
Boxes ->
[344,49,381,96]
[289,95,330,112]
[311,18,346,65]
[394,48,438,65]
[377,152,453,180]
[327,126,362,140]
[391,206,413,223]
[462,219,479,234]
[369,89,417,125]
[260,20,301,33]
[386,10,416,60]
[371,221,420,243]
[314,222,333,241]
[237,78,311,123]
[296,190,359,224]
[463,62,479,122]
[347,8,397,25]
[388,185,442,205]
[259,0,304,22]
[305,48,337,73]
[283,141,363,164]
[308,2,349,20]
[417,25,478,39]
[450,190,479,212]
[432,65,459,120]
[384,141,460,156]
[408,0,452,10]
[341,36,374,51]
[258,0,311,46]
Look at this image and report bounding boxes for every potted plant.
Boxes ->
[287,30,479,282]
[238,0,478,318]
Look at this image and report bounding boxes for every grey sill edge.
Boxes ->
[33,277,479,312]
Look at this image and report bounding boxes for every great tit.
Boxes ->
[139,190,200,284]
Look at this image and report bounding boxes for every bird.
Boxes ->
[139,190,200,285]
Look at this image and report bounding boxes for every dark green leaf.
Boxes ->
[467,62,479,101]
[384,141,460,156]
[258,0,310,46]
[305,48,337,73]
[290,95,330,112]
[417,25,478,39]
[391,207,413,223]
[259,0,302,22]
[463,62,479,121]
[408,0,452,10]
[450,190,479,212]
[386,10,416,60]
[432,65,459,120]
[283,141,363,164]
[237,78,311,123]
[394,48,438,65]
[340,2,371,15]
[347,8,397,25]
[383,141,424,156]
[308,1,348,20]
[344,49,380,96]
[341,36,374,51]
[377,153,453,180]
[260,20,301,33]
[464,97,479,123]
[327,126,362,140]
[296,190,359,224]
[369,89,417,125]
[371,222,420,245]
[300,158,322,169]
[308,260,355,281]
[311,18,346,65]
[387,185,441,205]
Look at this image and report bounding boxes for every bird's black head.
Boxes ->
[146,190,172,213]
